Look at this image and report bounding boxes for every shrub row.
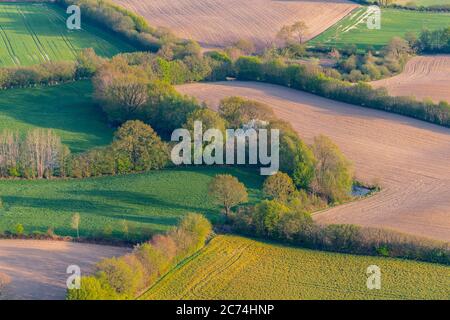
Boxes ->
[233,56,450,127]
[0,49,103,89]
[230,201,449,265]
[55,0,195,54]
[67,213,213,300]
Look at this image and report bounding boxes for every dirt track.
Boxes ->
[371,55,450,104]
[178,81,450,242]
[113,0,357,49]
[0,240,128,300]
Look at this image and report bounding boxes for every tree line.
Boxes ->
[55,0,192,53]
[207,173,449,265]
[233,56,450,127]
[67,213,212,300]
[0,120,168,179]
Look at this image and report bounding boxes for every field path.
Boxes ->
[371,55,450,104]
[0,240,128,300]
[113,0,358,49]
[177,81,450,242]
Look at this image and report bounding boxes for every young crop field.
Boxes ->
[381,0,450,6]
[142,235,450,300]
[309,7,450,49]
[0,2,134,67]
[0,167,263,242]
[0,81,112,153]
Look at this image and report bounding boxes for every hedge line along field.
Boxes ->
[0,167,263,242]
[0,81,113,153]
[142,235,450,300]
[0,2,134,66]
[309,7,450,49]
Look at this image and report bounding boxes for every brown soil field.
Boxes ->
[0,240,128,300]
[177,81,450,242]
[371,55,450,104]
[113,0,358,49]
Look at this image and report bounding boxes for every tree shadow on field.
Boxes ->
[0,82,113,153]
[72,190,210,214]
[2,195,127,215]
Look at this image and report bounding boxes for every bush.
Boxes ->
[230,204,450,265]
[68,213,213,300]
[262,172,295,202]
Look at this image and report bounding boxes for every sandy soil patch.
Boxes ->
[371,55,450,104]
[0,240,128,300]
[113,0,358,49]
[177,81,450,242]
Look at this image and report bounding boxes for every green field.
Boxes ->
[0,81,113,153]
[309,7,450,49]
[0,168,263,241]
[383,0,450,6]
[0,2,134,66]
[142,235,450,300]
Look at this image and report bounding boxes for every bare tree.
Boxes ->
[277,20,309,45]
[71,213,81,239]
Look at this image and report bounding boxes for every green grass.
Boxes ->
[0,80,113,153]
[0,168,263,242]
[142,235,450,300]
[309,7,450,50]
[0,2,134,66]
[383,0,450,6]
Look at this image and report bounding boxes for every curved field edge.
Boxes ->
[371,55,450,104]
[0,239,128,300]
[177,81,450,242]
[141,235,450,300]
[0,166,263,242]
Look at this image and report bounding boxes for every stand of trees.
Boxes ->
[67,213,212,300]
[0,129,69,179]
[417,27,450,53]
[0,120,168,179]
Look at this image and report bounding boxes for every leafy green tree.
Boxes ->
[184,108,227,134]
[218,97,274,128]
[311,135,353,203]
[235,56,263,80]
[208,175,248,217]
[112,120,169,172]
[67,276,118,300]
[263,172,295,202]
[15,223,24,236]
[254,200,290,236]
